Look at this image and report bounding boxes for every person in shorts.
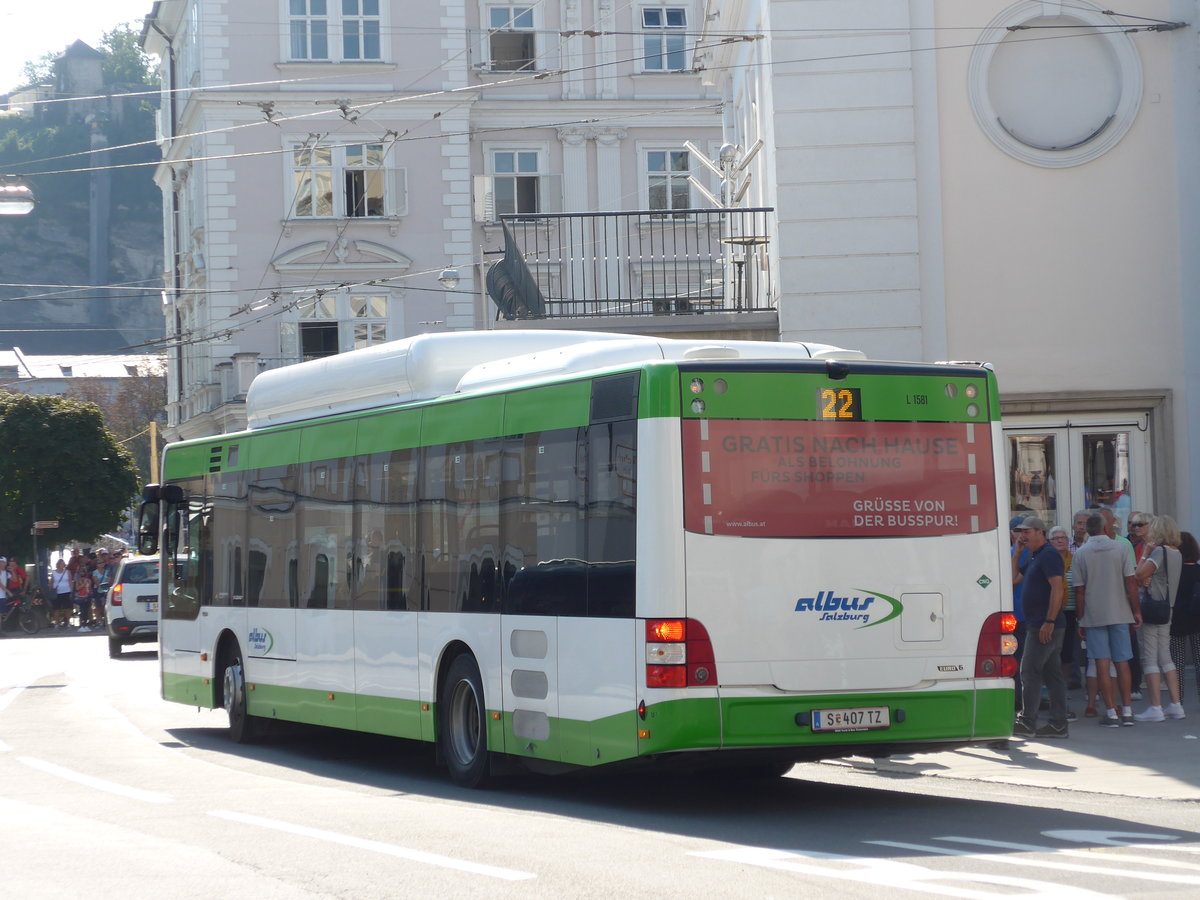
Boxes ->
[1073,512,1141,726]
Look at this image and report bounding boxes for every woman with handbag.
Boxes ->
[1133,515,1184,721]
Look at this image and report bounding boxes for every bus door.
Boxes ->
[161,488,207,704]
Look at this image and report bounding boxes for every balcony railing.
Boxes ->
[487,208,774,320]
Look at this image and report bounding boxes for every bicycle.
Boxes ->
[1,591,40,635]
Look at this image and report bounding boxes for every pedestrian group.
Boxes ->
[1011,510,1200,739]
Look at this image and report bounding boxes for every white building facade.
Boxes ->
[141,0,724,440]
[696,0,1200,531]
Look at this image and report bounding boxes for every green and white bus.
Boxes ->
[138,331,1016,786]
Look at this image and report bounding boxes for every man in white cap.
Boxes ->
[1010,516,1068,738]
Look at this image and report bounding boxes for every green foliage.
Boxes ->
[100,25,156,89]
[19,52,57,89]
[0,393,140,557]
[66,365,167,485]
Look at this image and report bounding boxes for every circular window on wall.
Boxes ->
[968,2,1142,167]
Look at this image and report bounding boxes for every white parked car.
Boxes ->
[105,555,160,658]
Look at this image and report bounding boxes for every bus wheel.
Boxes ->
[439,654,490,788]
[221,646,259,744]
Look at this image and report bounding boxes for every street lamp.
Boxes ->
[0,177,36,215]
[438,267,461,290]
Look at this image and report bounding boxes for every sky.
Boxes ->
[1,0,154,95]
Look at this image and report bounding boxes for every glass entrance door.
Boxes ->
[1005,422,1150,537]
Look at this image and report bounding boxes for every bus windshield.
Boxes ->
[682,418,996,538]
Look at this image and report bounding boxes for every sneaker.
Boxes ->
[1134,706,1165,723]
[1084,706,1098,717]
[1065,709,1078,723]
[1036,721,1069,739]
[1164,702,1186,720]
[1098,713,1121,728]
[1131,690,1143,701]
[78,626,91,633]
[1121,713,1136,726]
[1012,718,1036,738]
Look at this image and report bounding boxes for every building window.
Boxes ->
[299,294,388,360]
[342,0,381,60]
[291,143,393,218]
[287,0,381,62]
[646,149,691,211]
[289,0,329,60]
[493,150,541,216]
[351,295,388,349]
[488,5,536,71]
[641,8,688,71]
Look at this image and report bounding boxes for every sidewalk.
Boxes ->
[831,695,1200,801]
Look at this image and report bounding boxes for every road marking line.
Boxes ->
[0,687,24,713]
[870,838,1200,886]
[0,739,11,752]
[17,757,173,804]
[691,846,1104,899]
[209,810,536,881]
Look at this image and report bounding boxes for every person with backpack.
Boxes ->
[1170,531,1200,707]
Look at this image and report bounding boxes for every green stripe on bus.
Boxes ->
[164,443,220,480]
[503,381,592,433]
[299,419,359,464]
[162,672,216,707]
[422,395,506,446]
[680,371,995,423]
[244,428,300,471]
[357,408,422,456]
[639,363,683,419]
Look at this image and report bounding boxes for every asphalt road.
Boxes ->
[2,633,1198,899]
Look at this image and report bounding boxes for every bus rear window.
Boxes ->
[682,419,997,538]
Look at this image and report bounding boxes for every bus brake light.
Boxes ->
[647,619,685,642]
[644,618,717,688]
[975,611,1019,678]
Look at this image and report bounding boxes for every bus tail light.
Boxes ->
[645,619,717,688]
[109,584,123,606]
[974,612,1018,678]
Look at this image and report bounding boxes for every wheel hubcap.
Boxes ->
[448,679,481,765]
[223,662,244,718]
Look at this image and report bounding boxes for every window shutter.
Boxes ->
[474,175,495,223]
[392,167,408,216]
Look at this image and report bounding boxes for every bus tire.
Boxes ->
[221,644,259,744]
[439,653,490,788]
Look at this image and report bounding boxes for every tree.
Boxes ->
[19,52,58,88]
[0,393,139,558]
[100,25,156,90]
[66,364,168,484]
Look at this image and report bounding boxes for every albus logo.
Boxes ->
[794,589,903,629]
[248,627,274,654]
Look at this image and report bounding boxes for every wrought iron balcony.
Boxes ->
[486,207,774,320]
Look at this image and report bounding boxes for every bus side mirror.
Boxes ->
[137,500,160,556]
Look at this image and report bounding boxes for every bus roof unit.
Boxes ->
[245,330,865,429]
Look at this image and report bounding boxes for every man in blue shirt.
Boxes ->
[1011,516,1068,738]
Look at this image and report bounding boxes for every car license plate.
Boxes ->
[811,706,890,733]
[143,601,158,613]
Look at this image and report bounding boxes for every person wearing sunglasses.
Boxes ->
[1128,513,1150,564]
